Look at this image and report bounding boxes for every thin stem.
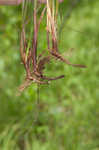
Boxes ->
[32,7,37,71]
[37,84,40,105]
[34,84,40,124]
[34,0,37,8]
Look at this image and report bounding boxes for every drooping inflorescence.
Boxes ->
[19,0,86,92]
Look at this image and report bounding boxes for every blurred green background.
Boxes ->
[0,0,99,149]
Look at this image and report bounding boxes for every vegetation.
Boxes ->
[0,0,99,149]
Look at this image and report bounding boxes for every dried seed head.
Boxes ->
[37,56,51,74]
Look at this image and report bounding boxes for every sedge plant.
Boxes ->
[19,0,86,92]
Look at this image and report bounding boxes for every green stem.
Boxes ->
[34,0,37,9]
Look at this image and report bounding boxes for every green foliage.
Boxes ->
[0,1,99,149]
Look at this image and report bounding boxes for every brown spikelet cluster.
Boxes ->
[19,0,86,92]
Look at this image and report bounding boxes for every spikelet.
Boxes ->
[37,56,51,75]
